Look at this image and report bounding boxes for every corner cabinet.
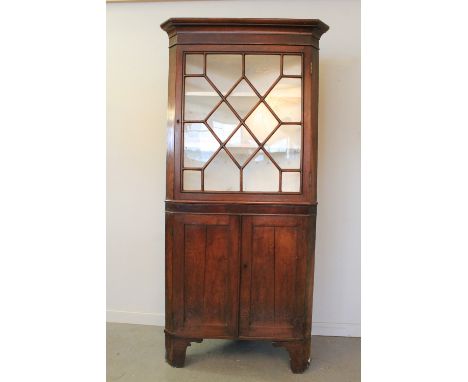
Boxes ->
[161,18,328,373]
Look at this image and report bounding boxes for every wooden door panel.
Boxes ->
[170,214,240,338]
[240,215,309,339]
[274,226,300,325]
[250,226,275,325]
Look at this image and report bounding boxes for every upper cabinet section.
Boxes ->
[161,19,328,203]
[161,18,329,48]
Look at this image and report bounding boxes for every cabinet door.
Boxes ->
[174,47,316,204]
[169,214,240,337]
[239,215,309,339]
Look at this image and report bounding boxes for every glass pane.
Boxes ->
[264,124,301,169]
[184,77,220,120]
[245,102,279,143]
[206,54,242,95]
[183,123,219,167]
[243,150,279,192]
[207,102,240,143]
[245,55,280,96]
[227,79,259,119]
[204,149,240,191]
[282,172,300,192]
[265,78,301,122]
[283,55,302,75]
[185,54,204,74]
[183,170,201,191]
[226,126,258,166]
[182,52,304,194]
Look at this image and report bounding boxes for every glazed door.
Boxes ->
[170,214,240,337]
[174,45,316,203]
[239,215,309,339]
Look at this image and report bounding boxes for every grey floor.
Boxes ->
[107,323,360,382]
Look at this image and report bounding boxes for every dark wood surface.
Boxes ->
[161,18,329,48]
[165,332,203,368]
[239,215,310,339]
[161,17,329,30]
[165,46,177,200]
[165,200,317,215]
[161,17,327,373]
[273,337,312,373]
[168,214,240,338]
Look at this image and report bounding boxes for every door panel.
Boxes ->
[239,215,309,339]
[170,214,240,337]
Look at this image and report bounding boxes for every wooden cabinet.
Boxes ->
[161,18,328,373]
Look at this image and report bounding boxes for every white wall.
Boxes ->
[107,0,360,336]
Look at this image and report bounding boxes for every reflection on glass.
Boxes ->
[204,149,240,191]
[265,78,301,122]
[264,124,301,169]
[226,126,258,166]
[184,77,220,120]
[186,54,204,74]
[207,102,239,142]
[283,55,302,75]
[184,123,219,167]
[206,54,242,95]
[183,51,305,194]
[245,55,280,96]
[245,102,278,143]
[183,170,201,191]
[243,150,279,192]
[282,172,301,192]
[227,79,259,119]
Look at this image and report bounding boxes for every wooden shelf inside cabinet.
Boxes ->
[161,18,328,373]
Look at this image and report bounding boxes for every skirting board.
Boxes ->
[107,310,361,337]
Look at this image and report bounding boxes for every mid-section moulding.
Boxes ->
[165,200,317,215]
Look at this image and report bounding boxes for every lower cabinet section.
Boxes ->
[165,212,315,373]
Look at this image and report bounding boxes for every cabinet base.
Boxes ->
[164,332,311,373]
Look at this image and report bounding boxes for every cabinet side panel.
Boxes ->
[165,213,174,330]
[294,221,308,338]
[165,46,176,199]
[172,216,185,329]
[310,47,319,202]
[304,215,317,336]
[302,46,318,203]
